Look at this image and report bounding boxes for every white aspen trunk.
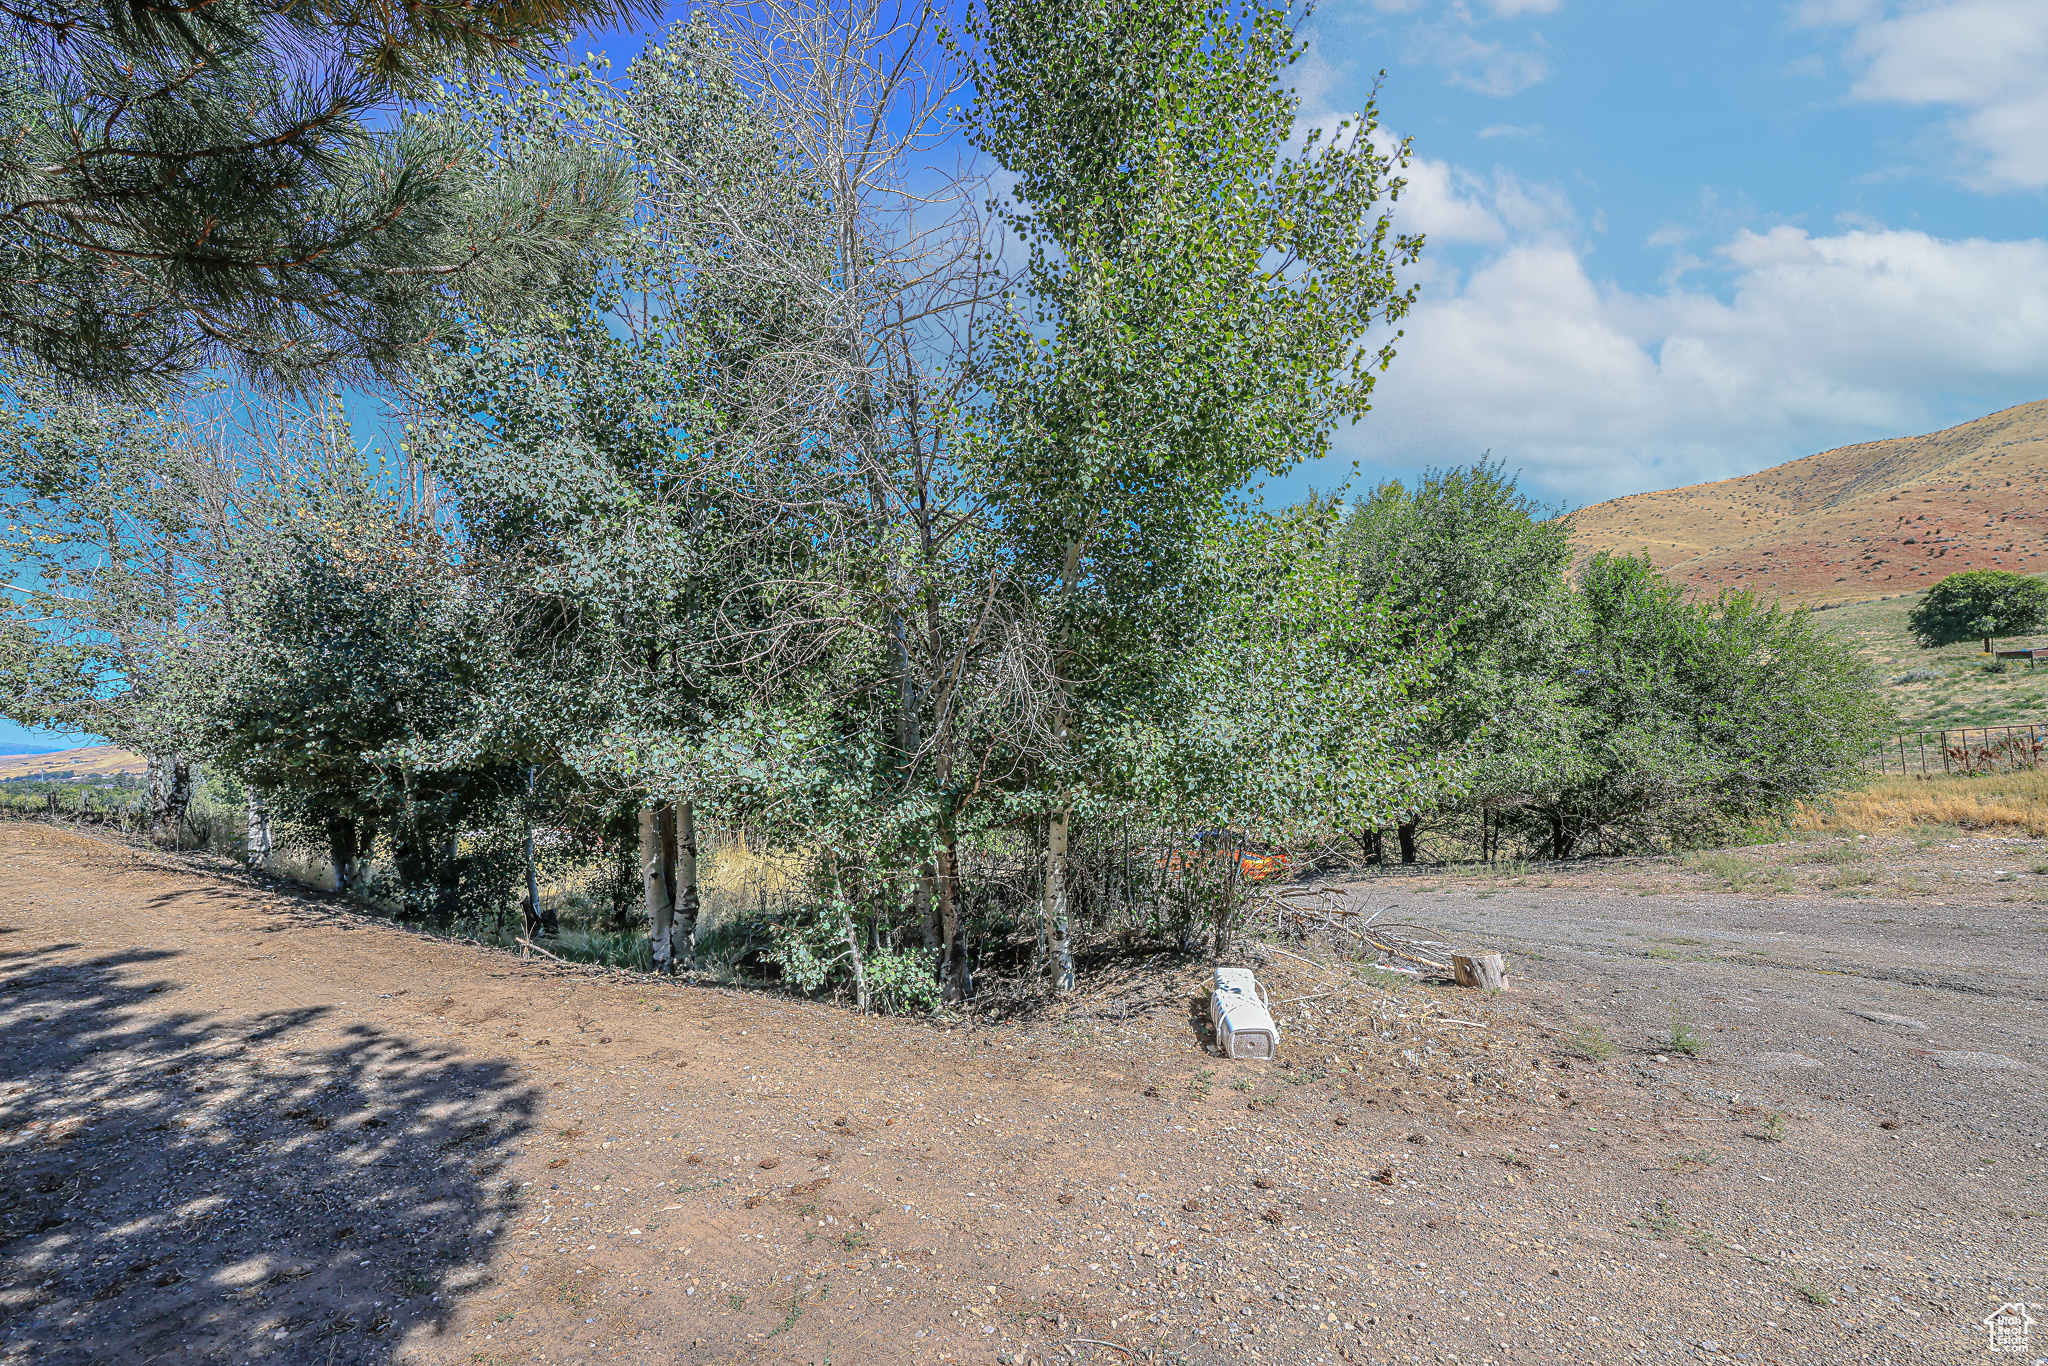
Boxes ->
[523,765,545,938]
[937,841,967,1003]
[245,795,271,868]
[845,916,870,1013]
[640,805,674,970]
[675,802,700,968]
[1046,809,1075,992]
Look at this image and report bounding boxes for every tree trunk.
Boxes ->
[1397,819,1418,865]
[1453,952,1508,991]
[434,830,461,925]
[147,754,191,846]
[523,765,545,938]
[845,916,870,1014]
[640,805,674,970]
[1549,812,1573,860]
[674,802,700,967]
[1046,809,1076,992]
[245,795,271,868]
[328,817,363,894]
[937,840,967,1003]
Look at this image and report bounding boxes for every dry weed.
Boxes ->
[1796,771,2048,839]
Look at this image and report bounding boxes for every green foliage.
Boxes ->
[1104,504,1453,844]
[0,383,223,754]
[766,917,847,993]
[1524,554,1891,857]
[861,948,946,1016]
[765,912,941,1014]
[961,0,1420,592]
[0,1,648,393]
[1906,570,2048,651]
[1338,462,1579,821]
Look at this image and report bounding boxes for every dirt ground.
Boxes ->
[2,823,2043,1366]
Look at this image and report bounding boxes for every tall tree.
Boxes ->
[959,0,1423,985]
[0,382,226,838]
[1338,463,1579,862]
[1107,503,1452,952]
[407,5,1030,991]
[0,0,651,393]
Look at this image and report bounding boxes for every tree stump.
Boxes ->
[1453,952,1507,991]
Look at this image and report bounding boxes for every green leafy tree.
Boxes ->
[0,0,650,393]
[1104,504,1452,951]
[959,0,1423,986]
[0,381,231,838]
[406,6,1029,990]
[1337,463,1579,862]
[170,422,511,901]
[1906,570,2048,654]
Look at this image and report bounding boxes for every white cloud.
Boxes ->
[1352,0,1557,96]
[1811,0,2048,189]
[1372,130,1577,245]
[1333,152,2048,502]
[1407,22,1553,95]
[1476,122,1543,138]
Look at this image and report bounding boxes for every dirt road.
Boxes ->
[1,824,2041,1366]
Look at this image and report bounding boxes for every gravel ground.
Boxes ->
[0,822,2041,1366]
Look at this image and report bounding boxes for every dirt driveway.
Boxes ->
[1,823,2041,1366]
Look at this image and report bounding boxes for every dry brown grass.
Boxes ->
[700,831,799,901]
[1795,770,2048,838]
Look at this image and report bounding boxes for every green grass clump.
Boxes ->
[1668,1003,1704,1057]
[1682,850,1756,889]
[1566,1027,1617,1061]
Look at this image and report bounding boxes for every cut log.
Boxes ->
[1453,952,1507,991]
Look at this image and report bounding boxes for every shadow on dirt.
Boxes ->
[0,942,536,1364]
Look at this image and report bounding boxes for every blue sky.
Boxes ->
[552,0,2048,510]
[1288,0,2048,507]
[10,0,2045,752]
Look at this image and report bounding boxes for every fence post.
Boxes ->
[1941,732,1950,774]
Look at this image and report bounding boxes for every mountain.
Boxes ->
[1567,400,2048,606]
[0,746,146,780]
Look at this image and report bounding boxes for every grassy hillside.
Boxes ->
[0,745,144,780]
[1569,399,2048,607]
[1811,577,2048,730]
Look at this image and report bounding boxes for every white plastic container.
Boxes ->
[1217,997,1279,1060]
[1210,966,1263,1028]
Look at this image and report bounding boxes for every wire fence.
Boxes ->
[1870,723,2046,775]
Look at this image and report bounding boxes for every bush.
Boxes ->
[1518,555,1891,858]
[765,909,942,1015]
